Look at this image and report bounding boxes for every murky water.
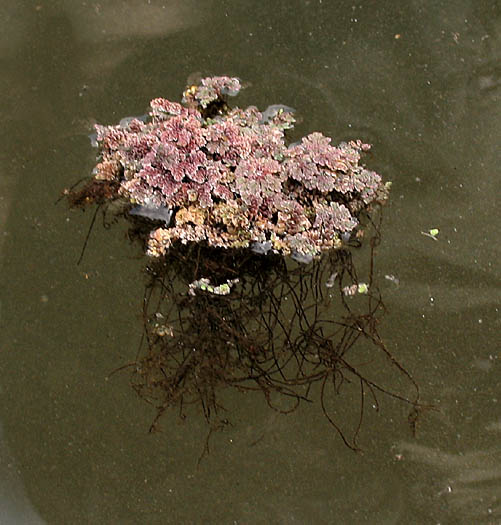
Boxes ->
[1,1,499,523]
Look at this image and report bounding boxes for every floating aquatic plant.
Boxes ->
[90,76,389,262]
[66,77,423,453]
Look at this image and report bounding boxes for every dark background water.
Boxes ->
[1,1,500,523]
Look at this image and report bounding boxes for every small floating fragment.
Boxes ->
[384,274,400,286]
[342,282,369,295]
[357,283,369,294]
[343,284,358,296]
[188,278,239,296]
[421,228,439,241]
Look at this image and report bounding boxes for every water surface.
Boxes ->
[1,1,500,523]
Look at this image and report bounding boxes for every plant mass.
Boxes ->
[67,77,420,451]
[91,76,389,262]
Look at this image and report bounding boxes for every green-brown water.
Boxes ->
[1,1,500,523]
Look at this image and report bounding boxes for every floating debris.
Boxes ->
[421,228,440,240]
[358,282,369,294]
[384,274,400,285]
[342,282,369,295]
[188,277,239,296]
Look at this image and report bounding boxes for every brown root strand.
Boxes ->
[120,216,424,453]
